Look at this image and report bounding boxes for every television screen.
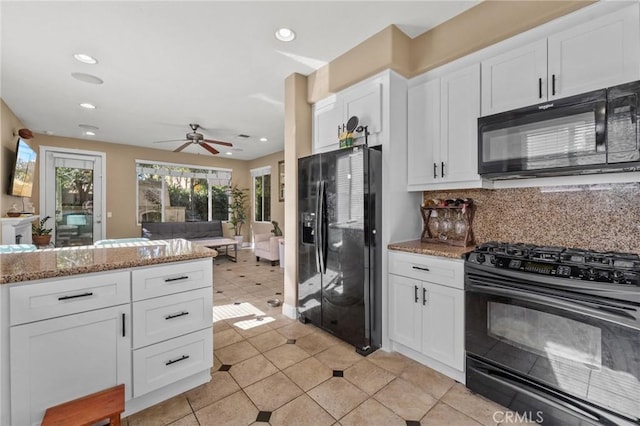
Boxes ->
[8,138,37,198]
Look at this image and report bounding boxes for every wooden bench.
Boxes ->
[42,384,124,426]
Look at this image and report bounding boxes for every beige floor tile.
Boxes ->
[214,327,245,349]
[421,402,483,426]
[244,371,304,411]
[276,321,316,339]
[314,344,364,371]
[263,343,310,369]
[216,340,260,365]
[344,359,395,395]
[283,357,333,391]
[167,413,199,426]
[247,329,289,352]
[195,390,258,426]
[307,377,368,420]
[126,394,192,426]
[270,394,336,426]
[367,349,414,376]
[295,330,342,355]
[230,318,273,338]
[212,354,222,372]
[374,378,437,421]
[229,354,279,388]
[441,384,502,426]
[400,360,456,399]
[266,314,297,329]
[213,320,231,332]
[185,371,240,411]
[340,399,406,426]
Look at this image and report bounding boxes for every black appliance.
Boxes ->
[297,146,381,355]
[465,242,640,425]
[478,80,640,179]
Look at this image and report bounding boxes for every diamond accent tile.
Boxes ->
[333,370,344,377]
[256,411,272,422]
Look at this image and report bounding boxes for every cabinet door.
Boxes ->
[421,282,464,372]
[10,305,131,426]
[407,79,440,187]
[313,98,343,153]
[343,81,382,146]
[440,63,481,184]
[481,39,548,115]
[548,4,640,99]
[388,274,422,352]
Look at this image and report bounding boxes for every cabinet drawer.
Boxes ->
[9,271,130,325]
[133,328,213,397]
[132,259,212,301]
[388,251,464,289]
[133,287,212,348]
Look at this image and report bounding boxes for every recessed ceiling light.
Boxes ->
[71,73,104,85]
[84,131,96,136]
[80,103,96,109]
[226,152,233,156]
[73,53,98,64]
[275,28,296,42]
[79,124,99,131]
[259,137,268,142]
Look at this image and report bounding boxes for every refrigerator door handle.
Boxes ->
[314,181,322,273]
[319,180,327,274]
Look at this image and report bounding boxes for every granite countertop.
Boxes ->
[388,239,475,259]
[0,239,217,284]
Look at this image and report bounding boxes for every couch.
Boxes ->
[141,220,224,243]
[254,233,281,266]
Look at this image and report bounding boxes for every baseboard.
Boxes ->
[282,303,296,319]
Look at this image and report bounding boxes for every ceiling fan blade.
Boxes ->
[153,139,188,144]
[200,143,219,155]
[174,142,192,152]
[203,139,233,147]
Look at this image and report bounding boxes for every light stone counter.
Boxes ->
[388,239,474,259]
[0,238,217,284]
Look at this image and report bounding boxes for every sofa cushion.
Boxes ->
[141,220,223,240]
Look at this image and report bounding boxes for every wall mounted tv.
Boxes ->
[8,138,37,198]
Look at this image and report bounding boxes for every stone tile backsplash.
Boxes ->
[423,183,640,254]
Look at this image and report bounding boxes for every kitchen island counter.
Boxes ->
[0,238,217,284]
[388,239,474,259]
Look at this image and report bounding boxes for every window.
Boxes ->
[251,166,271,223]
[136,160,231,223]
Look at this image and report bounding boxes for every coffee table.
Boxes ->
[194,238,238,262]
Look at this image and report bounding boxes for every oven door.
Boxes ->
[465,270,640,423]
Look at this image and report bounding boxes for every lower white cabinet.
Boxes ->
[388,251,465,381]
[10,304,131,426]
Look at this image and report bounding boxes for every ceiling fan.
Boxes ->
[153,123,233,155]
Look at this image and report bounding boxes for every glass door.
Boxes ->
[42,149,104,247]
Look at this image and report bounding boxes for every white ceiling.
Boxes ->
[1,1,478,160]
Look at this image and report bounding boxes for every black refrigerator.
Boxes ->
[297,145,382,355]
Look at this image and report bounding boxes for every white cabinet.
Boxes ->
[482,4,640,116]
[312,75,383,153]
[388,251,465,382]
[407,63,481,191]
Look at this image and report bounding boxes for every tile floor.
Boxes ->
[124,249,514,426]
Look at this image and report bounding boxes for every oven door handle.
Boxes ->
[468,283,638,329]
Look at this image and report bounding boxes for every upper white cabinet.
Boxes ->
[407,63,481,191]
[482,3,640,116]
[312,75,383,153]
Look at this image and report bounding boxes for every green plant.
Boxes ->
[32,216,52,236]
[270,220,282,237]
[227,183,249,236]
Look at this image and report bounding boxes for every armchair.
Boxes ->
[254,233,281,266]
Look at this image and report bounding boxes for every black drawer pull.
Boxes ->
[414,285,419,303]
[58,292,93,301]
[122,313,126,337]
[433,163,437,179]
[538,77,542,99]
[552,74,556,96]
[423,288,427,305]
[412,266,430,272]
[164,276,189,283]
[441,161,445,178]
[165,311,189,320]
[165,355,190,366]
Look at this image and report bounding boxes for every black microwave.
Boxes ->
[478,80,640,179]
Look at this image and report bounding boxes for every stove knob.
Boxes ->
[612,270,624,282]
[476,253,486,264]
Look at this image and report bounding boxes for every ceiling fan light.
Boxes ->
[275,28,295,42]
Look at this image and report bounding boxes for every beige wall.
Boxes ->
[246,150,285,239]
[28,133,252,240]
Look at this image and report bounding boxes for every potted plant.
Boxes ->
[227,183,248,246]
[32,215,53,247]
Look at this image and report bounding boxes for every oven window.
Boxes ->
[487,302,602,369]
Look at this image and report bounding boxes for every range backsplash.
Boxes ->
[423,182,640,254]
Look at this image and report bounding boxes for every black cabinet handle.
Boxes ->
[165,311,189,320]
[58,292,93,301]
[414,285,419,303]
[538,78,542,99]
[412,266,430,272]
[122,313,126,337]
[441,162,445,178]
[165,276,189,283]
[433,163,437,179]
[423,288,427,305]
[166,355,190,366]
[552,74,556,96]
